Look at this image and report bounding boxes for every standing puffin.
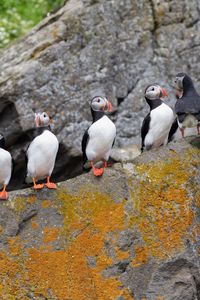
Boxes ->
[174,73,200,137]
[141,84,174,151]
[26,112,59,189]
[82,96,116,176]
[0,134,12,200]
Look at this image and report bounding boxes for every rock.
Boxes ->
[0,137,199,299]
[111,144,141,162]
[1,0,200,189]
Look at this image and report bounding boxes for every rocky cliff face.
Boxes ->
[0,137,199,300]
[0,0,200,188]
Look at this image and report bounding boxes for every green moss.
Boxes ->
[0,0,66,48]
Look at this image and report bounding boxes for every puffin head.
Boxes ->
[0,133,5,149]
[174,73,194,92]
[34,112,51,127]
[145,84,168,100]
[90,96,113,112]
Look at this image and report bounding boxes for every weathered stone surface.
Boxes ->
[111,144,141,162]
[0,137,199,299]
[1,0,200,188]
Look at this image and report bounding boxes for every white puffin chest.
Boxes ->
[27,130,59,178]
[0,148,12,185]
[86,115,116,161]
[145,103,174,147]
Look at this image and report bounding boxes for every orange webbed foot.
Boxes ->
[45,177,57,189]
[0,190,8,200]
[93,167,104,177]
[45,182,57,189]
[33,183,44,190]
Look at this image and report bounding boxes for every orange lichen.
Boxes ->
[132,245,149,267]
[0,189,131,299]
[115,248,130,261]
[27,196,37,204]
[43,227,59,243]
[8,239,22,257]
[31,220,39,229]
[130,152,198,265]
[24,188,129,299]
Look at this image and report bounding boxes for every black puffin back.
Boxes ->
[175,74,200,118]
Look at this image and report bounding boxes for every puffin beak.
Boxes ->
[35,114,40,127]
[106,100,113,112]
[161,88,168,98]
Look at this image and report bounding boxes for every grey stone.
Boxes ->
[0,205,19,236]
[110,144,141,162]
[147,258,200,300]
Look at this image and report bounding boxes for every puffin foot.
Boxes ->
[90,161,105,177]
[45,182,57,189]
[32,178,44,190]
[0,188,8,200]
[33,183,44,190]
[45,177,57,189]
[93,167,104,177]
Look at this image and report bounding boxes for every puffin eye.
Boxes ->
[152,87,155,91]
[97,99,100,103]
[43,114,46,118]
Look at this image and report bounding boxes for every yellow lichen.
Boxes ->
[130,151,198,265]
[41,200,51,208]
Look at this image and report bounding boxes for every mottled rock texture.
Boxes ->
[1,0,200,188]
[0,137,199,299]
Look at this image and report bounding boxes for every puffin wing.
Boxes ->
[81,128,89,165]
[141,113,150,152]
[168,118,179,143]
[175,95,200,114]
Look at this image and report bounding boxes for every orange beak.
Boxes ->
[161,88,168,98]
[106,100,113,112]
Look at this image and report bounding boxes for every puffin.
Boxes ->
[168,117,197,142]
[82,96,116,176]
[26,112,59,189]
[0,134,12,200]
[174,73,200,137]
[141,84,174,151]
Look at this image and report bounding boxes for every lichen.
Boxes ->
[130,149,199,266]
[0,147,198,299]
[0,189,132,299]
